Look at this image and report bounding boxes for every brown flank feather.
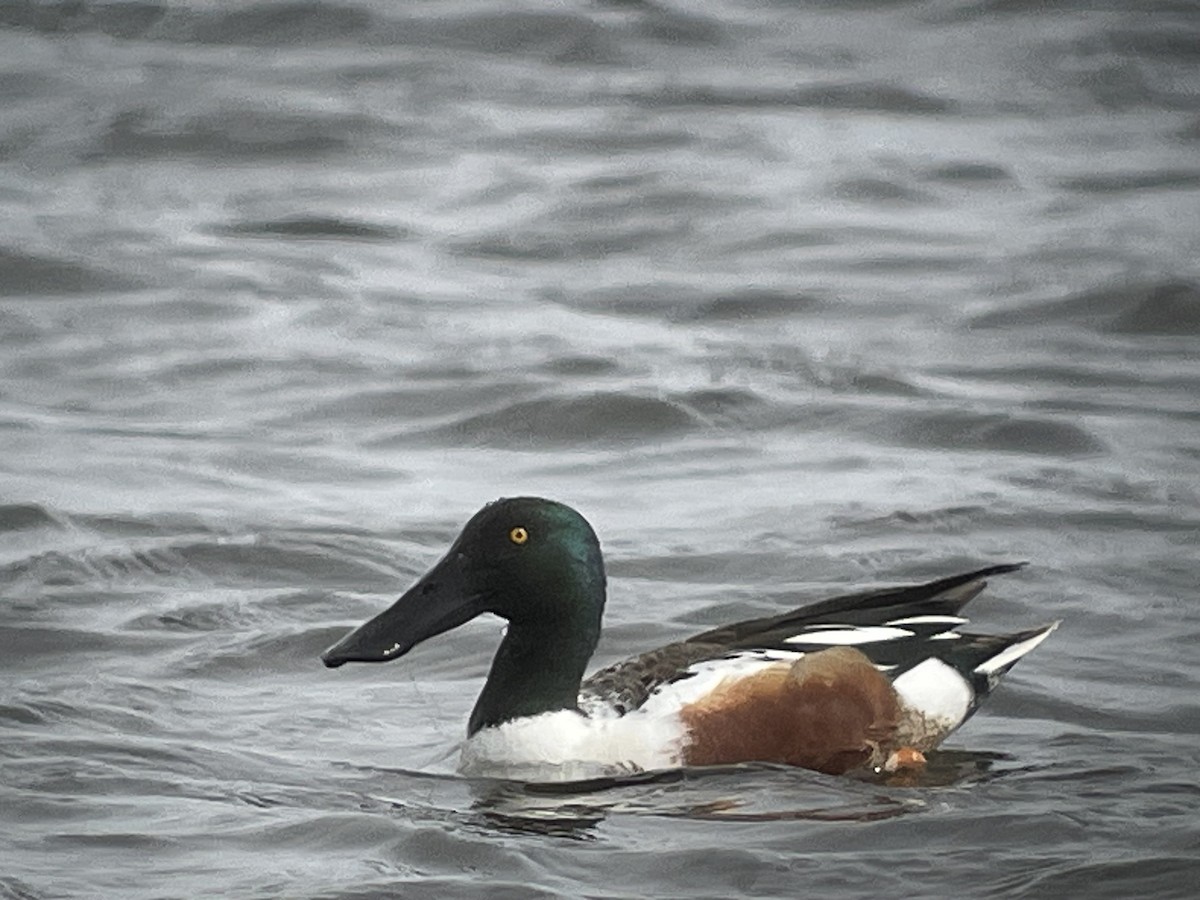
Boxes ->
[679,647,900,775]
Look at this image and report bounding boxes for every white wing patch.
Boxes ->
[885,615,967,640]
[640,652,794,714]
[885,615,969,628]
[786,625,913,645]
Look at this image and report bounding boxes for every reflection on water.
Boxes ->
[446,750,1017,836]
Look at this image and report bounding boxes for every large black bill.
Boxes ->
[321,550,486,668]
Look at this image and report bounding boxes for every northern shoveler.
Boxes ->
[322,497,1057,781]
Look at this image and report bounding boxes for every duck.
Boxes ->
[321,497,1057,782]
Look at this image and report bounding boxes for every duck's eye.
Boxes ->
[508,526,529,545]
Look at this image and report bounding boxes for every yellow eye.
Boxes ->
[509,526,529,545]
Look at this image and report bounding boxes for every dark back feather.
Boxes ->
[689,563,1025,649]
[581,563,1028,715]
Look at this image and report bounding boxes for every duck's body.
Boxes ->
[322,498,1056,781]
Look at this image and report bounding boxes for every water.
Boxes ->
[2,0,1199,896]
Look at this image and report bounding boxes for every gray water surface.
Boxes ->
[3,1,1199,897]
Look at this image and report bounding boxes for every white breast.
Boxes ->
[458,707,687,782]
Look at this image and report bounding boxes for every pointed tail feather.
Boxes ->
[972,621,1060,686]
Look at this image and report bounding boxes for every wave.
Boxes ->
[561,284,825,322]
[419,392,700,449]
[972,278,1200,337]
[629,81,957,114]
[889,409,1105,456]
[212,216,407,242]
[0,247,144,297]
[87,106,391,162]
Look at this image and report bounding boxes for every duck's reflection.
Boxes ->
[460,749,1013,837]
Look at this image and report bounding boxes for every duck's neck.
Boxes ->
[468,617,598,736]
